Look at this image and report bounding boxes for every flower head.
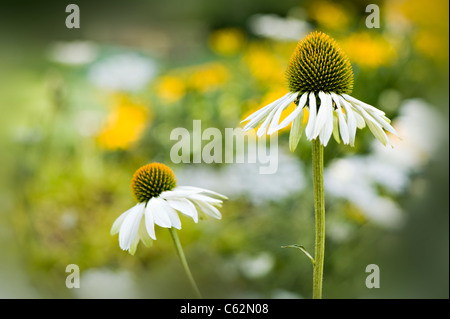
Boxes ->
[286,31,353,95]
[131,163,177,203]
[241,31,398,149]
[111,163,227,254]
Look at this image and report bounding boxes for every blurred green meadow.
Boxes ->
[0,0,448,298]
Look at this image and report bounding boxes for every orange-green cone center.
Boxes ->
[131,163,177,202]
[286,31,354,95]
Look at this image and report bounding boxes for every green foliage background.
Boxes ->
[0,0,448,298]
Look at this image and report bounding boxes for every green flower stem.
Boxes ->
[169,228,203,299]
[312,138,325,299]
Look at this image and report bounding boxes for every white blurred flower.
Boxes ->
[175,148,305,205]
[372,98,444,170]
[12,126,43,144]
[74,269,138,299]
[60,209,78,230]
[88,53,157,91]
[325,156,404,228]
[324,98,445,228]
[237,252,275,279]
[327,221,353,243]
[248,14,312,41]
[47,41,98,65]
[271,289,303,299]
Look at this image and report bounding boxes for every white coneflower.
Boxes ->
[241,31,398,150]
[111,162,226,298]
[111,162,226,255]
[240,31,400,299]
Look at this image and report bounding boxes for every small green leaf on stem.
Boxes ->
[281,244,315,266]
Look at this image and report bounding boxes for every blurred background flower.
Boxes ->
[308,0,352,31]
[74,268,139,299]
[0,0,447,299]
[209,27,246,56]
[340,32,397,69]
[174,147,305,205]
[248,13,312,41]
[96,94,151,150]
[155,75,186,104]
[88,52,158,92]
[47,40,99,66]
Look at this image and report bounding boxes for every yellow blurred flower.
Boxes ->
[188,62,229,92]
[308,1,351,30]
[209,28,246,56]
[388,0,449,62]
[398,0,448,32]
[413,31,446,62]
[97,94,150,150]
[340,32,397,69]
[155,75,186,103]
[243,43,285,86]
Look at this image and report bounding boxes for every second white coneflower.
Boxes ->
[241,31,398,299]
[111,162,227,298]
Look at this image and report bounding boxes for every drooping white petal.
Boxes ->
[111,205,134,235]
[147,186,226,225]
[344,94,398,137]
[128,216,155,254]
[312,91,330,139]
[338,95,357,146]
[277,92,308,131]
[194,200,222,220]
[256,99,286,137]
[366,120,391,147]
[168,210,182,229]
[243,93,292,132]
[318,93,334,146]
[381,114,391,124]
[138,219,153,248]
[144,202,156,240]
[350,100,397,139]
[332,112,341,144]
[129,236,140,256]
[187,193,223,204]
[241,93,288,123]
[267,92,299,135]
[348,99,380,125]
[149,197,172,228]
[119,203,145,251]
[360,105,398,136]
[341,96,393,147]
[174,186,228,199]
[159,199,182,230]
[305,92,317,140]
[160,189,196,199]
[331,92,349,145]
[352,110,366,129]
[242,107,274,132]
[342,94,385,116]
[167,198,199,223]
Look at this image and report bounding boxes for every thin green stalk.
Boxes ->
[169,228,203,299]
[312,138,325,299]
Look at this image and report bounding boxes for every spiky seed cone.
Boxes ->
[286,31,354,95]
[131,163,177,203]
